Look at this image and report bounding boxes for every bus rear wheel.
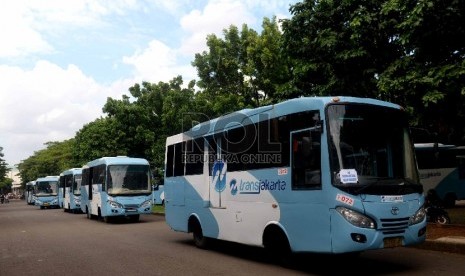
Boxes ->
[191,219,208,249]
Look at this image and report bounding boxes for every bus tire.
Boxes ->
[190,218,208,249]
[263,225,292,265]
[86,207,91,219]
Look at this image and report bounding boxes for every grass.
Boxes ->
[152,204,165,214]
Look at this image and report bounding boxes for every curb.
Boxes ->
[414,238,465,255]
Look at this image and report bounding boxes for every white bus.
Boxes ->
[164,96,426,257]
[59,168,83,213]
[80,156,153,223]
[415,143,465,207]
[34,176,60,209]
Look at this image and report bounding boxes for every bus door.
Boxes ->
[291,128,322,189]
[208,136,226,208]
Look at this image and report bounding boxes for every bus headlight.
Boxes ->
[336,206,375,229]
[108,200,123,209]
[140,200,152,208]
[74,198,81,204]
[409,206,426,225]
[51,199,58,204]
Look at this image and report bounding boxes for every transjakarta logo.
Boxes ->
[229,178,286,195]
[212,160,227,192]
[213,160,287,195]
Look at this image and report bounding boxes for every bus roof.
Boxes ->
[60,168,82,176]
[167,96,402,144]
[35,175,59,182]
[85,156,150,167]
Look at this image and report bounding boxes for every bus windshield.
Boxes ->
[36,181,58,196]
[327,103,422,195]
[107,165,151,195]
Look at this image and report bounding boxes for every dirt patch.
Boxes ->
[426,223,465,240]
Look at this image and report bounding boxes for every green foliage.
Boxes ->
[192,17,289,108]
[282,0,465,144]
[0,146,10,182]
[17,139,78,185]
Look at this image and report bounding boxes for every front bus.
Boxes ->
[325,99,426,253]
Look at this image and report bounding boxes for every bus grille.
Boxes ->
[379,217,410,235]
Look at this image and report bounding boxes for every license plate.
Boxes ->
[383,237,403,248]
[126,208,136,212]
[44,203,50,206]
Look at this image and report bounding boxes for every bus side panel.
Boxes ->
[64,187,71,210]
[165,176,220,237]
[428,168,465,201]
[279,203,332,252]
[80,185,89,213]
[217,170,332,251]
[90,184,102,216]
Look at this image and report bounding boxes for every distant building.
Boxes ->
[6,166,22,196]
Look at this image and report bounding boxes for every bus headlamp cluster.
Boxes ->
[74,198,81,204]
[108,200,123,209]
[409,206,426,225]
[139,200,152,208]
[51,199,58,205]
[336,206,375,229]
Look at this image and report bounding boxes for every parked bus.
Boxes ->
[414,143,465,207]
[59,168,83,213]
[34,176,60,209]
[80,156,153,222]
[164,96,426,256]
[25,181,36,205]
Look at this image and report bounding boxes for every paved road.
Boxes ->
[2,200,465,275]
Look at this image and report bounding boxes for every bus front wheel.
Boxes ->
[86,207,91,219]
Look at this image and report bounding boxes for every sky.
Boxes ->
[0,0,299,168]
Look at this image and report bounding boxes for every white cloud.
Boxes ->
[0,0,296,168]
[0,61,113,165]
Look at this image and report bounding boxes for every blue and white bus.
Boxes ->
[34,176,60,209]
[80,156,153,223]
[164,96,426,256]
[415,143,465,207]
[59,168,83,213]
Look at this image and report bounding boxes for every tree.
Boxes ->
[0,146,10,183]
[378,0,465,144]
[73,117,125,165]
[17,140,77,185]
[192,17,289,109]
[282,0,465,144]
